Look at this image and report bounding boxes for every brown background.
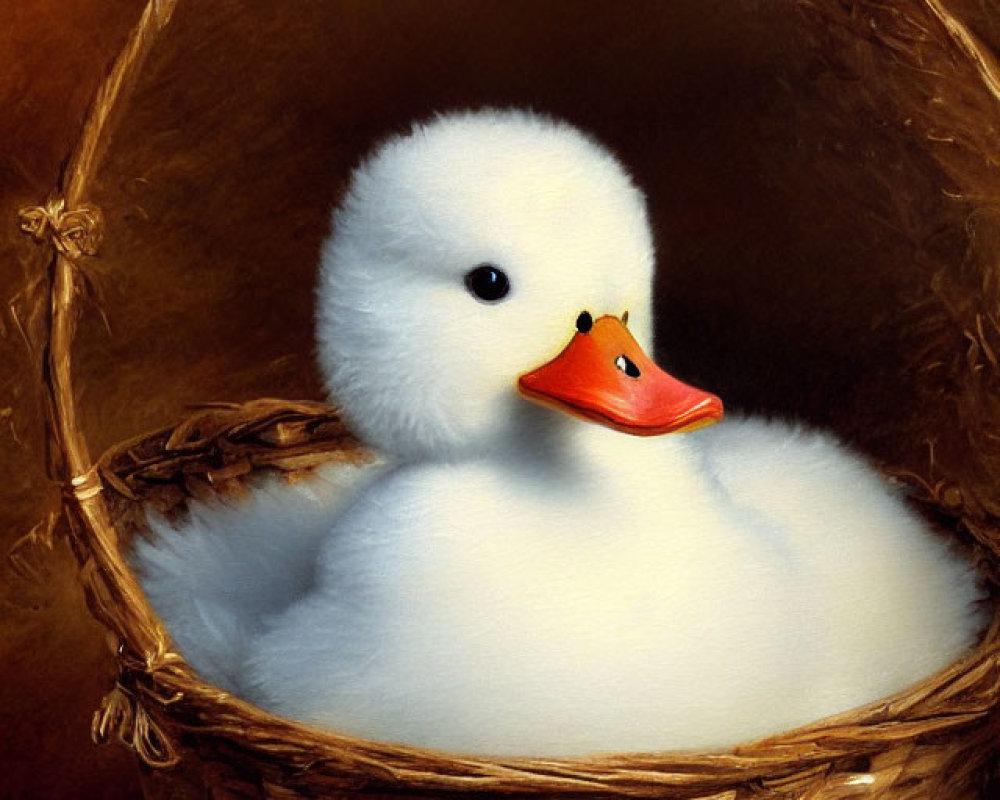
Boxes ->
[2,4,148,798]
[3,1,1000,797]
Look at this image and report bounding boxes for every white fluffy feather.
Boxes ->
[132,459,383,690]
[242,419,983,754]
[139,108,986,757]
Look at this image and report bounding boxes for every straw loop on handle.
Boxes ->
[18,197,104,261]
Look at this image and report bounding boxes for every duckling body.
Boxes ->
[242,411,980,755]
[138,108,984,756]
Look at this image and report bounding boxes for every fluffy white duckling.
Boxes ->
[143,108,985,758]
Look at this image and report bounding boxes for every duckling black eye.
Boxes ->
[464,264,510,303]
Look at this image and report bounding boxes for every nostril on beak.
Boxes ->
[576,311,594,333]
[615,354,641,378]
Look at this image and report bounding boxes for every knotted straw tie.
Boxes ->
[18,197,104,260]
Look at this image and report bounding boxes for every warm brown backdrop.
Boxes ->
[4,1,1000,797]
[2,3,147,798]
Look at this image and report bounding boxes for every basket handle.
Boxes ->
[17,0,180,665]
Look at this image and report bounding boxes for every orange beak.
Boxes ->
[518,314,723,436]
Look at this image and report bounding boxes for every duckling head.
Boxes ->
[317,109,720,461]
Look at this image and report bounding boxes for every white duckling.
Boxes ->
[142,108,985,757]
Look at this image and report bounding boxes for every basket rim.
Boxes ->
[86,396,1000,795]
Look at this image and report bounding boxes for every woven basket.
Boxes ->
[17,0,1000,796]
